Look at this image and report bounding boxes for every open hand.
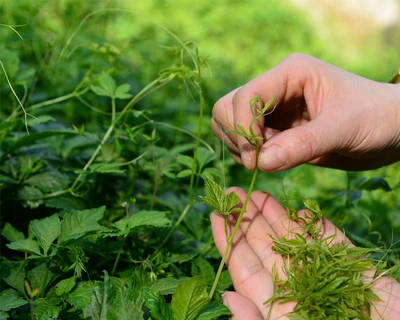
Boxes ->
[210,187,400,319]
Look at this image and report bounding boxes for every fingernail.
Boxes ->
[222,293,228,307]
[259,145,288,171]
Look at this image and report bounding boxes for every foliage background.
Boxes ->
[1,0,399,319]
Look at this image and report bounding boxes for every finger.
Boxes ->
[222,291,264,320]
[228,188,291,279]
[257,113,344,172]
[210,211,274,316]
[231,53,319,170]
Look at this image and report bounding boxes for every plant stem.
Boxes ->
[209,152,259,299]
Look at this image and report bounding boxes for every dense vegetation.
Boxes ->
[1,1,399,319]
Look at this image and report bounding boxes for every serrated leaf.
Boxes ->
[30,214,60,255]
[107,287,144,320]
[27,115,56,126]
[67,281,95,310]
[1,223,25,242]
[199,178,240,216]
[171,276,210,320]
[55,277,76,296]
[196,304,231,320]
[17,185,43,201]
[143,288,173,320]
[83,271,115,320]
[113,211,171,237]
[7,239,42,256]
[59,206,108,244]
[33,298,61,320]
[0,291,28,312]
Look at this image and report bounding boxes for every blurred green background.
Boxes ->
[1,0,399,251]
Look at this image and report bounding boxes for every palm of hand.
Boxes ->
[210,188,400,319]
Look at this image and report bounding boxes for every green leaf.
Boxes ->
[83,271,115,320]
[59,206,108,244]
[91,84,110,97]
[33,298,61,320]
[177,154,194,169]
[3,261,27,295]
[30,214,60,255]
[199,178,240,216]
[7,239,42,256]
[17,185,43,201]
[114,83,132,100]
[67,281,95,310]
[196,147,217,170]
[3,130,77,154]
[25,171,69,192]
[0,290,28,312]
[196,304,231,320]
[107,287,144,320]
[171,276,210,320]
[1,223,25,242]
[27,115,56,127]
[358,177,392,192]
[99,73,117,95]
[55,277,76,296]
[191,257,215,286]
[27,263,55,296]
[143,288,173,320]
[177,169,193,178]
[152,277,187,295]
[113,211,171,237]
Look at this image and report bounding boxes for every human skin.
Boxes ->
[210,187,400,320]
[211,53,400,172]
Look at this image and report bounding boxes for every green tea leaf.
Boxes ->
[30,214,60,255]
[0,290,28,312]
[1,223,25,242]
[171,276,209,320]
[59,206,108,244]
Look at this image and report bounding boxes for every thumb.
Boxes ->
[258,117,338,172]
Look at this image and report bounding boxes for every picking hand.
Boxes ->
[210,187,400,319]
[211,53,400,172]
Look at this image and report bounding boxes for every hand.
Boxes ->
[210,187,400,319]
[211,53,400,172]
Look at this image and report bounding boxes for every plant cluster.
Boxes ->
[1,2,399,320]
